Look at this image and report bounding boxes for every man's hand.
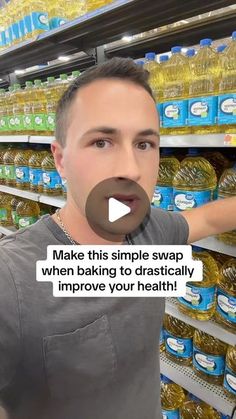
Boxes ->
[182,196,236,244]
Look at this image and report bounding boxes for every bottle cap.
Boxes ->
[34,79,42,86]
[171,46,182,54]
[72,71,80,77]
[232,31,236,39]
[145,52,156,61]
[217,44,227,53]
[188,148,199,156]
[159,55,169,62]
[186,48,196,57]
[161,148,174,156]
[200,38,212,47]
[60,74,68,80]
[47,76,55,82]
[136,60,145,67]
[192,245,203,252]
[25,81,33,87]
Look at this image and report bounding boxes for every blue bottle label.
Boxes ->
[165,332,193,359]
[160,328,165,345]
[0,30,6,47]
[178,285,216,311]
[31,12,49,32]
[6,25,13,44]
[152,186,173,210]
[218,94,236,124]
[24,15,32,35]
[43,170,61,190]
[160,374,173,384]
[29,168,43,186]
[193,347,225,376]
[11,22,20,41]
[163,100,188,127]
[157,103,163,127]
[223,365,236,396]
[18,216,38,229]
[162,408,179,419]
[216,289,236,323]
[188,96,218,126]
[49,17,67,29]
[0,208,8,221]
[15,166,29,183]
[173,189,212,211]
[19,18,26,38]
[220,415,230,419]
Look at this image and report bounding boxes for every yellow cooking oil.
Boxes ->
[23,81,35,135]
[180,399,221,418]
[86,0,113,13]
[217,166,236,245]
[16,199,40,229]
[0,89,7,134]
[48,0,67,30]
[65,0,87,20]
[143,52,161,102]
[0,193,13,226]
[163,314,194,366]
[0,144,7,185]
[29,149,48,193]
[173,148,217,212]
[14,147,34,189]
[7,86,16,134]
[3,145,18,187]
[159,327,165,353]
[39,203,52,217]
[12,83,25,134]
[45,76,58,135]
[215,258,236,333]
[41,152,62,195]
[193,330,228,385]
[202,151,229,182]
[23,0,49,40]
[178,247,219,321]
[161,382,186,418]
[32,79,47,134]
[152,148,180,211]
[57,74,69,100]
[11,196,22,228]
[223,345,236,400]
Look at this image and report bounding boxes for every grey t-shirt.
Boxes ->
[0,208,189,419]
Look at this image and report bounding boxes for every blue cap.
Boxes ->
[186,48,196,57]
[233,163,236,170]
[217,44,227,53]
[145,52,156,61]
[136,60,144,67]
[232,31,236,40]
[192,245,203,252]
[188,147,199,156]
[171,46,182,54]
[161,148,174,156]
[160,54,169,62]
[200,38,212,47]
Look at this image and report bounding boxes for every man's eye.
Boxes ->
[93,139,111,148]
[137,142,153,150]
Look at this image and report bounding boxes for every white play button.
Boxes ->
[108,197,131,223]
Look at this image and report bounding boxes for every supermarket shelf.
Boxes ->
[160,352,235,416]
[0,185,65,208]
[160,133,236,148]
[29,136,54,144]
[39,194,65,208]
[0,225,17,236]
[0,135,29,143]
[165,298,236,346]
[193,236,236,257]
[0,0,233,75]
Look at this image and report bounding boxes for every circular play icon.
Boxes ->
[85,177,151,242]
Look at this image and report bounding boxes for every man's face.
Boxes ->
[56,78,160,216]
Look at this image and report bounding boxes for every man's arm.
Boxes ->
[182,196,236,244]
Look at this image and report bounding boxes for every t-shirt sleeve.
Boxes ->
[0,248,21,398]
[134,208,189,245]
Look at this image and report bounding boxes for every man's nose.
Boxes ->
[113,146,141,182]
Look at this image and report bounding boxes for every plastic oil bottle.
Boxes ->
[152,148,180,211]
[217,165,236,245]
[14,146,33,190]
[143,52,159,102]
[7,85,16,134]
[0,193,13,226]
[13,83,25,134]
[173,148,217,211]
[45,76,58,135]
[11,195,21,228]
[188,38,219,134]
[16,198,40,229]
[163,314,194,366]
[193,330,228,385]
[223,345,236,399]
[29,148,48,192]
[0,144,6,184]
[32,79,47,134]
[42,152,62,195]
[0,89,7,134]
[161,382,186,418]
[70,70,81,82]
[202,150,229,182]
[23,0,49,40]
[218,32,236,133]
[180,399,221,418]
[178,247,219,321]
[160,327,165,353]
[3,145,18,187]
[57,74,69,100]
[65,0,86,20]
[23,81,35,135]
[216,258,236,333]
[48,0,67,30]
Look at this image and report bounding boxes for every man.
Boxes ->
[0,57,235,419]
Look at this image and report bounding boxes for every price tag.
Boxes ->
[224,134,236,146]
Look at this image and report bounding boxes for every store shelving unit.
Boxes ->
[160,352,235,416]
[193,236,236,257]
[0,225,16,236]
[0,185,65,208]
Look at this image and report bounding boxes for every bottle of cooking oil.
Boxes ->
[11,195,21,228]
[223,345,236,399]
[16,198,40,229]
[0,144,7,185]
[188,38,219,134]
[180,399,221,418]
[218,32,236,133]
[160,327,165,353]
[70,70,81,82]
[48,0,67,29]
[216,258,236,333]
[202,151,229,182]
[39,203,52,217]
[152,148,179,211]
[161,382,186,418]
[65,0,86,20]
[0,89,6,134]
[45,76,58,135]
[14,146,34,189]
[23,81,35,135]
[29,149,48,192]
[217,166,236,245]
[0,193,13,226]
[86,0,113,13]
[3,145,18,186]
[12,83,25,134]
[42,152,62,195]
[32,79,47,133]
[178,247,219,321]
[23,0,49,39]
[173,148,217,211]
[163,314,194,366]
[57,74,69,100]
[7,85,16,134]
[143,52,160,102]
[193,330,227,385]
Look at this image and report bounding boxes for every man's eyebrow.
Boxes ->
[82,127,160,137]
[137,129,159,138]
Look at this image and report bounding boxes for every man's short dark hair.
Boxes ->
[55,57,155,146]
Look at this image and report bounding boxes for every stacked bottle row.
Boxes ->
[0,71,80,135]
[0,0,113,50]
[160,376,231,418]
[0,192,53,228]
[141,32,236,134]
[152,148,236,245]
[0,145,66,196]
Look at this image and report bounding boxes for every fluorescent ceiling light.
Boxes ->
[122,35,132,42]
[14,69,25,75]
[58,56,71,62]
[0,79,2,81]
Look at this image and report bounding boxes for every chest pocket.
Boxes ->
[43,315,117,400]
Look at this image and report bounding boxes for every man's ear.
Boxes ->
[51,141,66,179]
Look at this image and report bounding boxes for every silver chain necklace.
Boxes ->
[55,209,133,245]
